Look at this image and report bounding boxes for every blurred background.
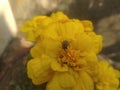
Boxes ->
[0,0,120,90]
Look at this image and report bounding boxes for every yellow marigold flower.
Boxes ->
[94,60,119,90]
[21,12,120,90]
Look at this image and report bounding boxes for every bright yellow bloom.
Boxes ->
[22,12,120,90]
[94,60,119,90]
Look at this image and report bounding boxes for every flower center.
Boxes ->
[57,40,86,70]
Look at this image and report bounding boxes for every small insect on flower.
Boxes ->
[62,40,69,50]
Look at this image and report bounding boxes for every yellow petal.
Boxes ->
[21,20,33,32]
[73,71,94,90]
[84,52,98,77]
[84,52,98,63]
[51,61,68,72]
[51,11,69,23]
[81,20,94,32]
[30,37,60,58]
[57,20,84,40]
[87,32,103,54]
[46,72,76,90]
[27,55,54,85]
[72,33,93,51]
[26,30,36,41]
[33,16,47,22]
[40,23,59,39]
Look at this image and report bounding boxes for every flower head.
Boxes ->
[94,60,120,90]
[22,11,120,90]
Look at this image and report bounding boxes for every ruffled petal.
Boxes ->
[30,37,60,58]
[46,72,76,90]
[51,61,68,72]
[95,60,119,90]
[73,71,94,90]
[71,33,91,51]
[50,11,69,23]
[87,32,103,54]
[56,20,84,40]
[83,52,99,77]
[81,20,94,32]
[27,55,54,85]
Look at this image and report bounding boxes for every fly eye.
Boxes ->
[62,40,69,50]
